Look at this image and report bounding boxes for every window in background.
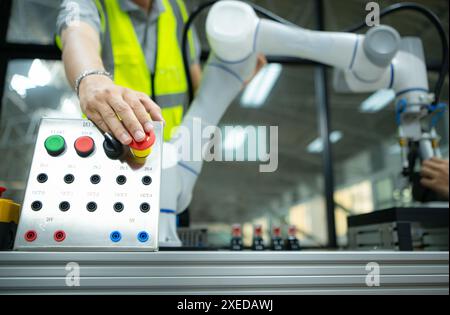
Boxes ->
[334,180,374,246]
[0,59,79,202]
[289,198,327,247]
[327,0,449,247]
[373,177,395,209]
[330,90,448,247]
[189,65,328,248]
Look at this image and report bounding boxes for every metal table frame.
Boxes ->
[0,251,448,295]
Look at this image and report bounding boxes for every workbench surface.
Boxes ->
[0,251,448,294]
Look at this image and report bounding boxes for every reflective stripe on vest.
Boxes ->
[175,0,196,63]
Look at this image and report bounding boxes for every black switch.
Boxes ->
[103,133,124,160]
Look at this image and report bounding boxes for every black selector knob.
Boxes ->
[103,133,124,160]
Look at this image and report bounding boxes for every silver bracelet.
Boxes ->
[74,70,112,97]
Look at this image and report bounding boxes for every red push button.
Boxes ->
[129,130,156,158]
[74,136,95,157]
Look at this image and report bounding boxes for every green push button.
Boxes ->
[44,135,66,157]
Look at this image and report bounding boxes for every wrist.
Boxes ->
[79,73,112,89]
[75,70,112,97]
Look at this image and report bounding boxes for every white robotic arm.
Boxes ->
[158,0,443,247]
[206,0,438,171]
[206,1,427,93]
[159,54,250,246]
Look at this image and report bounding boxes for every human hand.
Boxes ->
[421,157,449,199]
[244,54,268,86]
[78,75,164,145]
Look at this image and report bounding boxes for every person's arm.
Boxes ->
[61,22,163,145]
[186,20,203,94]
[190,64,202,93]
[244,54,267,86]
[421,157,449,199]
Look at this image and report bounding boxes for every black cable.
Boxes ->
[181,0,216,105]
[242,2,297,27]
[344,2,449,105]
[182,1,449,105]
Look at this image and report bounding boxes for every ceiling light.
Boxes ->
[307,131,343,154]
[360,89,395,113]
[241,63,282,108]
[28,59,51,87]
[59,97,80,115]
[10,74,35,98]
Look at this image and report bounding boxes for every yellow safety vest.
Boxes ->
[58,0,196,141]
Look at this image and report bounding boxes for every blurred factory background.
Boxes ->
[0,0,448,248]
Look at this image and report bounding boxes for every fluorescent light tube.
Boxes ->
[241,63,282,108]
[360,89,395,113]
[307,131,343,154]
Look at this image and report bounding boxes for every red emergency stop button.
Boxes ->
[74,136,95,157]
[129,130,156,158]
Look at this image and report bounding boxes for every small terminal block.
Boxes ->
[285,225,301,251]
[271,226,284,251]
[230,224,243,251]
[252,224,265,251]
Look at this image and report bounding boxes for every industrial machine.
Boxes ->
[14,118,163,251]
[159,0,448,246]
[1,0,448,296]
[11,1,448,250]
[348,207,449,251]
